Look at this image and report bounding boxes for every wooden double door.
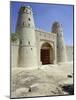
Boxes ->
[41,49,50,65]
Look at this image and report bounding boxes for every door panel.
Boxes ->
[41,49,50,64]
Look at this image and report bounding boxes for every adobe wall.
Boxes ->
[66,46,73,61]
[10,40,73,68]
[11,41,19,68]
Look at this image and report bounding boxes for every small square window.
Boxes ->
[30,11,31,14]
[23,22,25,26]
[20,40,22,44]
[28,23,30,27]
[28,41,30,45]
[31,48,32,50]
[28,18,31,21]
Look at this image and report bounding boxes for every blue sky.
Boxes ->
[10,1,74,46]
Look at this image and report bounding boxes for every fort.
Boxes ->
[11,5,74,98]
[11,6,73,68]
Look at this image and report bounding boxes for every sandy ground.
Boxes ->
[11,62,73,98]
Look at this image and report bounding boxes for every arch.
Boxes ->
[40,42,54,65]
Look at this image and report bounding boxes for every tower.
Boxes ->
[16,6,38,68]
[52,22,67,63]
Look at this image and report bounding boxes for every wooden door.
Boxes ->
[41,49,50,65]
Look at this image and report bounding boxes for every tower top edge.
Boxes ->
[51,21,63,34]
[20,5,32,11]
[52,21,63,27]
[19,5,32,14]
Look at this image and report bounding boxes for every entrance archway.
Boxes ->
[40,42,54,65]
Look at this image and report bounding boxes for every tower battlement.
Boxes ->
[19,6,32,14]
[52,22,62,34]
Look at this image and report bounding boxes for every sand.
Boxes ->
[11,62,73,98]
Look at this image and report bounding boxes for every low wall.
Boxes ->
[11,43,73,68]
[11,42,19,67]
[66,46,73,61]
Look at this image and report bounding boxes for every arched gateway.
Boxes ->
[40,42,54,65]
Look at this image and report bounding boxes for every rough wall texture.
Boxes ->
[66,46,73,61]
[52,22,67,63]
[16,6,38,68]
[11,41,19,67]
[11,42,73,68]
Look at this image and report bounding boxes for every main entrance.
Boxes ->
[41,42,54,65]
[41,49,50,64]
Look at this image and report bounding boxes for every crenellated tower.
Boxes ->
[52,22,67,63]
[16,6,38,68]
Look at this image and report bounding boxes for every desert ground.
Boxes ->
[11,62,74,98]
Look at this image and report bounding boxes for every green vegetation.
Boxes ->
[11,33,19,42]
